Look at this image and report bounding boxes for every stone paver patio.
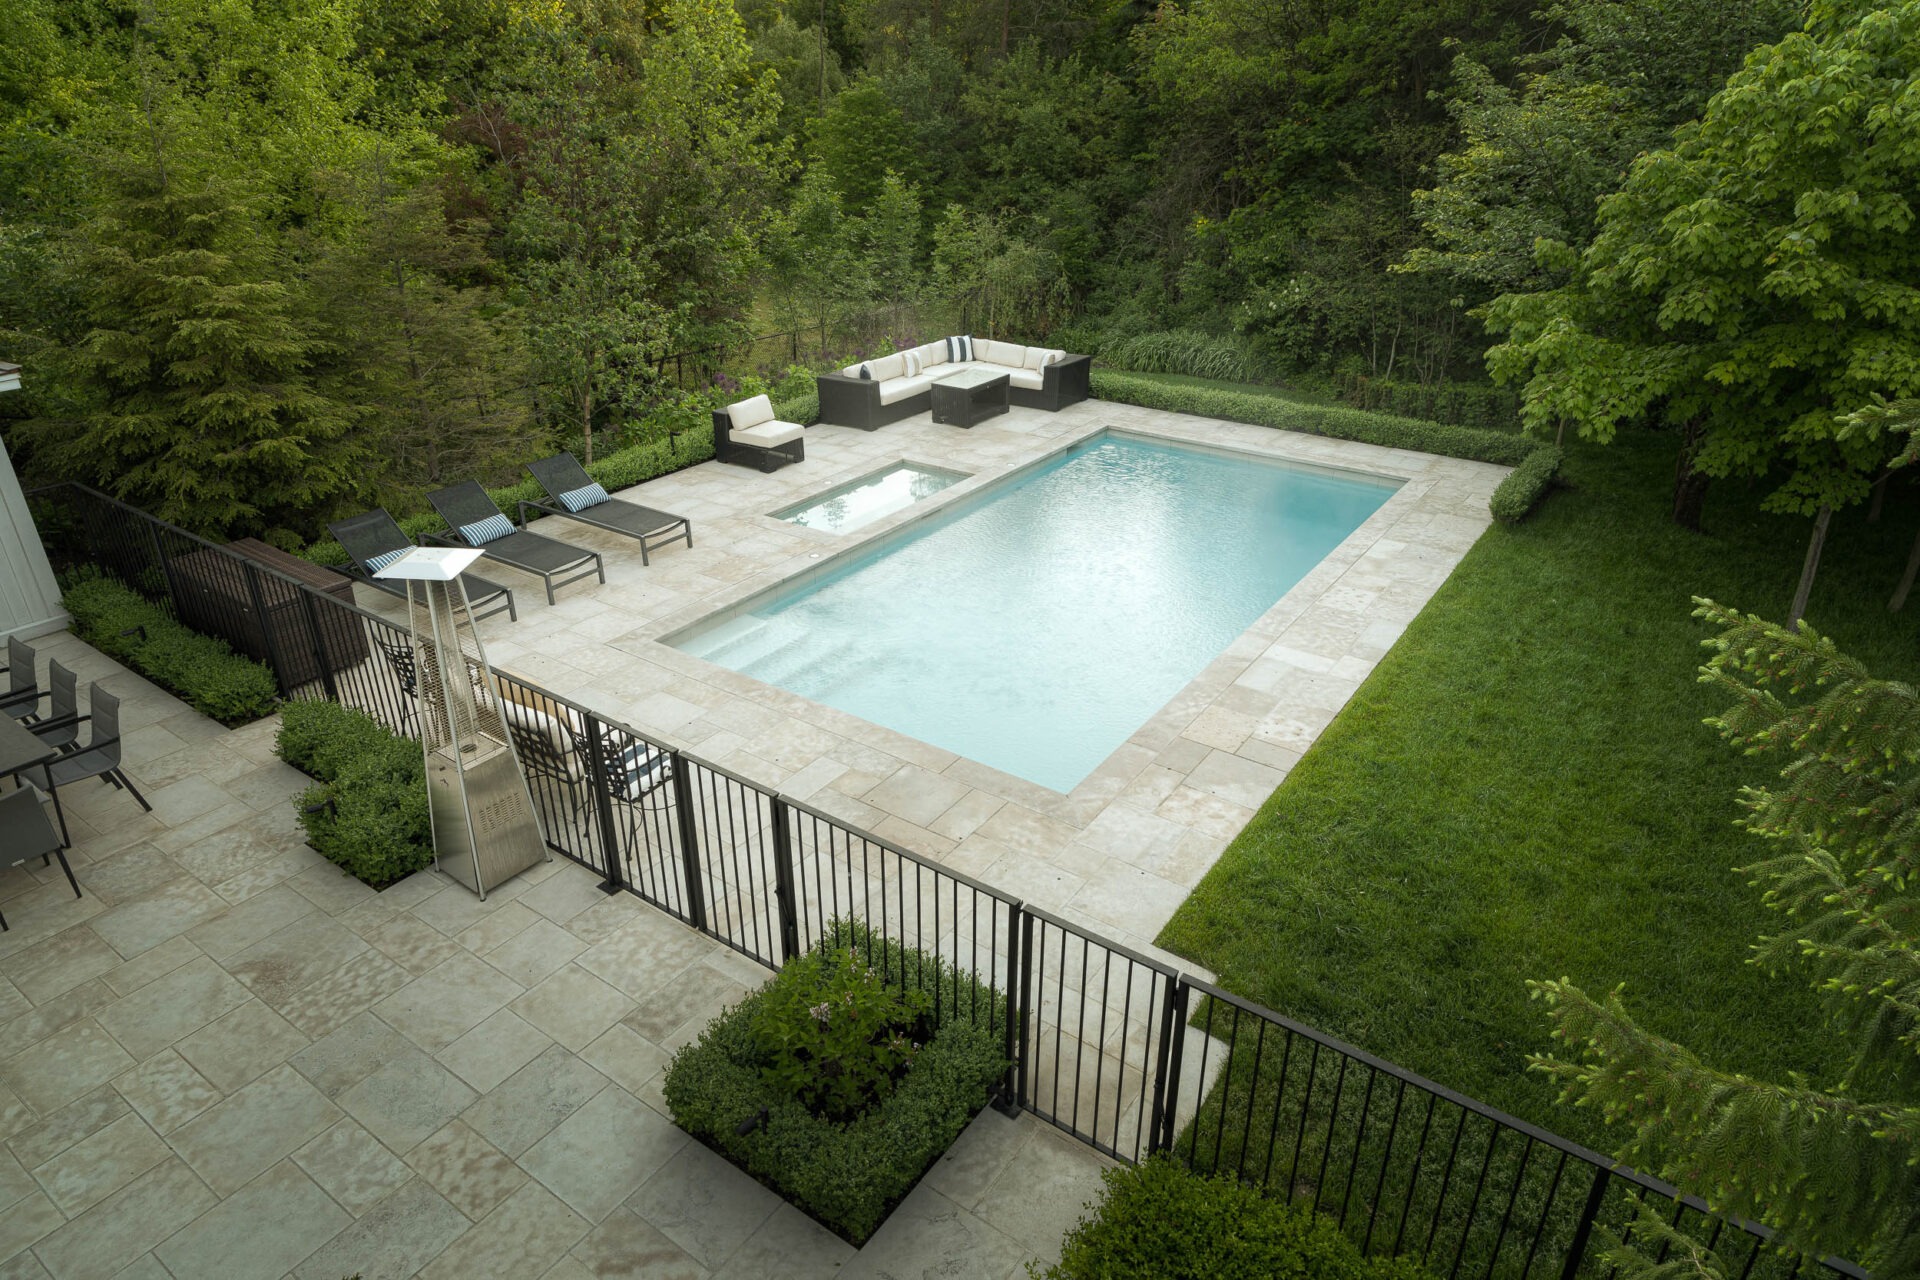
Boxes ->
[0,632,1113,1279]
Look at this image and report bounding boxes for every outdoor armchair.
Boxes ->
[0,783,79,930]
[328,509,517,622]
[424,482,605,606]
[520,453,694,565]
[712,396,805,472]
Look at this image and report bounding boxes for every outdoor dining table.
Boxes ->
[0,713,63,849]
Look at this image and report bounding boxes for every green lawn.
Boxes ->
[1156,426,1920,1150]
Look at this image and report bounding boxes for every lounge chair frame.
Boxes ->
[425,483,605,606]
[327,509,518,622]
[518,454,694,565]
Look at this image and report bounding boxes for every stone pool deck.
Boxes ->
[406,397,1505,959]
[0,633,1111,1279]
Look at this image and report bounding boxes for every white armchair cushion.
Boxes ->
[735,420,804,447]
[728,395,775,431]
[1009,368,1046,391]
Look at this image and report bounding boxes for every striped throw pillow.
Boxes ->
[902,351,921,377]
[946,335,975,362]
[460,514,514,545]
[559,483,611,512]
[364,548,409,574]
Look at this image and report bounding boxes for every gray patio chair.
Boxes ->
[519,453,694,566]
[0,783,80,930]
[27,661,82,755]
[10,687,149,846]
[425,482,605,606]
[327,509,517,622]
[2,636,38,722]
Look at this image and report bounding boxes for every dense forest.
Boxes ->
[1,0,1907,571]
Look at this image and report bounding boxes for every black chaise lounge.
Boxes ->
[328,509,518,622]
[519,453,694,565]
[425,482,605,606]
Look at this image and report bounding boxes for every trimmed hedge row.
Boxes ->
[663,923,1008,1245]
[1089,370,1559,523]
[1038,1156,1431,1280]
[1488,444,1563,524]
[62,574,279,725]
[277,699,432,888]
[299,390,818,566]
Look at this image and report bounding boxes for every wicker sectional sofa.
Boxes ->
[816,336,1092,431]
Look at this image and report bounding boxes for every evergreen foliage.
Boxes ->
[1528,600,1920,1274]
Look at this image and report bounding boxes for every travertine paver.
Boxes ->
[0,633,1108,1276]
[352,396,1502,955]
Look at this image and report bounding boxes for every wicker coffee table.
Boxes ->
[930,368,1010,428]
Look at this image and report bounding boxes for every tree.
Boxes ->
[23,166,363,538]
[1839,396,1920,611]
[305,150,535,501]
[1529,599,1920,1276]
[1483,0,1920,617]
[857,170,922,331]
[808,81,922,214]
[1403,0,1802,306]
[930,204,1069,337]
[760,167,862,349]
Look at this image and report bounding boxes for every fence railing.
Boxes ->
[24,481,1867,1280]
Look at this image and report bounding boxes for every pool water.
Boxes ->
[675,434,1400,793]
[774,463,968,534]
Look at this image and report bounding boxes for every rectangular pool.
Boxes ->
[774,463,969,534]
[673,433,1400,793]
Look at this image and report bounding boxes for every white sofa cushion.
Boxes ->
[735,419,803,447]
[901,350,922,377]
[865,352,906,382]
[915,339,949,369]
[1009,368,1046,391]
[728,395,774,431]
[879,373,938,405]
[972,338,1023,367]
[1025,346,1063,370]
[501,698,583,783]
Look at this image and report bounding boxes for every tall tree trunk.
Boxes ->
[1892,523,1920,612]
[1671,418,1711,531]
[582,385,594,466]
[1868,472,1888,522]
[1787,504,1833,630]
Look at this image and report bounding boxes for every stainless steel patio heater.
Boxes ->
[375,547,548,898]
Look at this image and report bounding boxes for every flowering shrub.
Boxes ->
[752,947,934,1122]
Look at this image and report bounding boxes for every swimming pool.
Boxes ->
[672,432,1400,792]
[773,462,968,534]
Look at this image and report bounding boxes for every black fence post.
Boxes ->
[1560,1166,1612,1280]
[668,752,708,931]
[583,717,626,895]
[1147,974,1185,1154]
[1156,981,1193,1153]
[769,800,800,965]
[238,560,293,696]
[296,587,341,703]
[995,904,1031,1116]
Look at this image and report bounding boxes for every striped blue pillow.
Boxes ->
[460,514,514,545]
[560,483,611,512]
[364,548,408,574]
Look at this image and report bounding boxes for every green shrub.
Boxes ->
[1095,329,1255,383]
[278,699,432,888]
[1489,445,1563,524]
[664,924,1007,1245]
[1090,369,1562,521]
[62,575,279,724]
[1035,1156,1431,1280]
[752,946,934,1122]
[1335,374,1522,432]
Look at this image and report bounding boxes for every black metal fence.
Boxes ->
[25,481,1867,1280]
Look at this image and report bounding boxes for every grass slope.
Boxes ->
[1157,427,1920,1148]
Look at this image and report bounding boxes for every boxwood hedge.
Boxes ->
[1089,370,1559,523]
[62,574,279,725]
[1036,1156,1431,1280]
[277,699,432,888]
[663,922,1007,1245]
